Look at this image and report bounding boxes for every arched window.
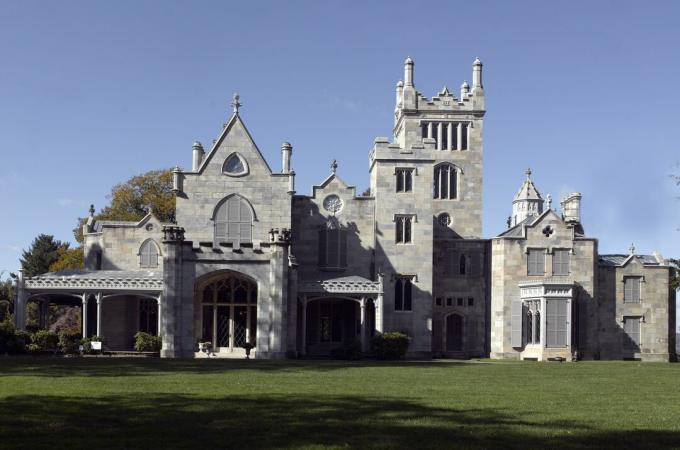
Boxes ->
[222,153,248,176]
[214,195,254,244]
[433,164,458,199]
[394,277,412,311]
[139,240,159,268]
[318,219,347,269]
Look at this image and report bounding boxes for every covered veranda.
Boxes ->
[14,270,164,350]
[298,275,383,356]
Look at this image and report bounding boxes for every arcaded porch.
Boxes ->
[298,275,383,356]
[14,270,164,351]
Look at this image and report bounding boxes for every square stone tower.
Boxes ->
[369,58,485,356]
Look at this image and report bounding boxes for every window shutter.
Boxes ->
[404,279,412,311]
[396,171,404,192]
[624,278,633,302]
[339,230,347,268]
[318,229,327,267]
[633,278,640,302]
[405,170,412,192]
[511,299,524,348]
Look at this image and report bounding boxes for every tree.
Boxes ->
[74,168,175,243]
[20,234,65,277]
[670,258,679,291]
[48,246,84,272]
[0,279,13,321]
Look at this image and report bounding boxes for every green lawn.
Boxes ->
[1,358,679,449]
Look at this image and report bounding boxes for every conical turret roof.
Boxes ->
[513,168,543,202]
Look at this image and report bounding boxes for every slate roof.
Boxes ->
[497,217,533,237]
[599,254,661,267]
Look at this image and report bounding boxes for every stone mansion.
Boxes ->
[14,58,676,361]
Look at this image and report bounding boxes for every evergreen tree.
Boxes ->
[20,234,64,277]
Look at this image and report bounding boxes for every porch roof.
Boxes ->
[23,270,164,292]
[299,275,381,295]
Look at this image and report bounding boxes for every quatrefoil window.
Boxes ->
[542,225,554,237]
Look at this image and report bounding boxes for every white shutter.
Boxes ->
[511,299,524,348]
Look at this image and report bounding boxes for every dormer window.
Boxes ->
[223,153,248,176]
[139,240,159,268]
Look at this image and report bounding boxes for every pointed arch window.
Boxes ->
[139,240,159,268]
[222,153,248,176]
[459,254,467,275]
[434,163,458,199]
[395,277,413,312]
[214,195,254,244]
[318,219,347,270]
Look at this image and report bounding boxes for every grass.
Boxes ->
[1,358,680,449]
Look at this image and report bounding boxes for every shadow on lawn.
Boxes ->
[0,357,464,378]
[0,393,678,449]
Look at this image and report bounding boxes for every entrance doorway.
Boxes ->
[200,274,257,355]
[305,299,358,356]
[446,313,464,352]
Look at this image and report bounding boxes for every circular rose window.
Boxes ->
[323,195,343,214]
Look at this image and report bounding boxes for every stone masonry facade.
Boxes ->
[14,58,676,361]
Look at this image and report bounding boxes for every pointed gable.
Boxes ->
[195,113,273,177]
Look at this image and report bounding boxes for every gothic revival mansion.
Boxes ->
[14,58,676,361]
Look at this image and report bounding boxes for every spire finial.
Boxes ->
[331,159,338,174]
[231,92,241,114]
[89,204,95,217]
[525,167,532,179]
[547,194,552,210]
[629,242,636,255]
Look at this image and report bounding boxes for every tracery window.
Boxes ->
[395,215,413,244]
[318,219,347,269]
[396,168,414,192]
[394,277,413,311]
[433,164,458,199]
[223,153,248,176]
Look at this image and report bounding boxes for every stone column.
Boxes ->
[457,123,463,151]
[447,123,453,150]
[427,122,433,139]
[156,294,162,338]
[96,292,102,337]
[376,273,384,334]
[360,297,367,352]
[81,293,89,338]
[300,295,307,356]
[436,123,442,150]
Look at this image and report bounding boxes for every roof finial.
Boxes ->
[525,167,532,179]
[629,242,636,255]
[231,92,241,114]
[331,159,338,174]
[89,204,95,217]
[547,194,552,210]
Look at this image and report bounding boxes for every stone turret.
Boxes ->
[511,168,544,226]
[192,141,204,171]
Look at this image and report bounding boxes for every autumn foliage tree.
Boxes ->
[74,168,175,243]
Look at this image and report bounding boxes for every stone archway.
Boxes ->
[196,271,258,357]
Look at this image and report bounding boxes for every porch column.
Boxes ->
[96,292,102,338]
[456,123,463,150]
[300,296,307,356]
[447,123,453,150]
[157,294,162,338]
[39,299,48,329]
[81,293,88,338]
[360,297,367,352]
[376,273,384,333]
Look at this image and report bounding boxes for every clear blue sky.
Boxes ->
[2,0,679,278]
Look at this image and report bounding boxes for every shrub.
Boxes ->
[31,330,59,351]
[134,331,162,352]
[26,343,41,355]
[0,318,16,354]
[330,339,363,360]
[371,332,410,360]
[58,330,82,355]
[81,336,103,354]
[9,330,31,354]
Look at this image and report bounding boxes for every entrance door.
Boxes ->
[306,299,358,355]
[446,314,463,352]
[200,274,257,354]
